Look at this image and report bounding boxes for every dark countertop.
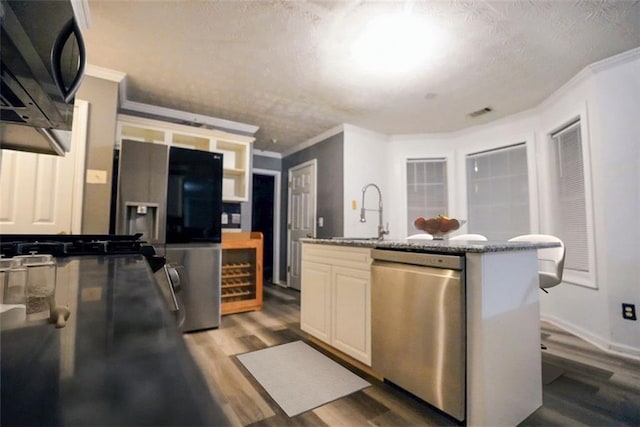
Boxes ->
[1,254,230,426]
[301,237,560,253]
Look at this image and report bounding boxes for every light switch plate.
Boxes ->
[81,287,103,302]
[86,169,108,184]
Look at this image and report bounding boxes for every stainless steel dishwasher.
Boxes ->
[371,249,465,421]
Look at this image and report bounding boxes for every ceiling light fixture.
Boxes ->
[352,8,441,75]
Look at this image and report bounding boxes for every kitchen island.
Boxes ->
[0,253,231,426]
[300,237,559,427]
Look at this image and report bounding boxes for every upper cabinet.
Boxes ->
[116,114,254,202]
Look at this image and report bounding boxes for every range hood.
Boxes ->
[0,0,86,156]
[1,124,71,156]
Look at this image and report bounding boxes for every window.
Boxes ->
[406,158,448,236]
[466,143,529,241]
[549,120,589,272]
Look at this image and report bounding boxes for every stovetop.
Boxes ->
[0,234,153,258]
[0,243,227,426]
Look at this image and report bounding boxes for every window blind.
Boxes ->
[550,121,589,272]
[406,158,447,236]
[466,143,529,241]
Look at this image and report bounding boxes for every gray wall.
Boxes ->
[76,76,119,233]
[279,133,344,283]
[254,154,282,171]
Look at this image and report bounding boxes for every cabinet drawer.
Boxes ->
[302,244,371,270]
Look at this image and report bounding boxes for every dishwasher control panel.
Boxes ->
[371,249,464,270]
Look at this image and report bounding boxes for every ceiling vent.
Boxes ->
[468,107,493,118]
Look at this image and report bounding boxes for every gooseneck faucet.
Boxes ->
[360,183,389,240]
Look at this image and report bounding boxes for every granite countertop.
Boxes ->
[0,254,230,426]
[301,237,560,253]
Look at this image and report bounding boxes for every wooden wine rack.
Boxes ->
[221,232,263,315]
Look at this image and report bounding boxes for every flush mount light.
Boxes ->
[352,11,441,75]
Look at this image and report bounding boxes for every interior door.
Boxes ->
[287,160,316,290]
[252,173,276,282]
[0,100,88,234]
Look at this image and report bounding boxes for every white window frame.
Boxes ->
[456,135,539,237]
[540,111,597,289]
[464,143,531,241]
[405,157,449,236]
[402,153,455,236]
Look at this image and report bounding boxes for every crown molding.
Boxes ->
[538,47,640,111]
[282,124,344,157]
[85,64,126,82]
[589,46,640,74]
[120,99,260,136]
[254,149,283,159]
[117,77,259,136]
[343,123,390,141]
[84,69,259,135]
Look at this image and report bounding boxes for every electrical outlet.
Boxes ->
[622,303,637,321]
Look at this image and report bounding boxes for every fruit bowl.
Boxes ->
[413,215,466,240]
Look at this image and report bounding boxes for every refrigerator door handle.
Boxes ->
[166,264,187,328]
[166,263,183,293]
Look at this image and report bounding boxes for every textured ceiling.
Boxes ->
[82,0,640,153]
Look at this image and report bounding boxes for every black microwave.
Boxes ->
[0,0,86,155]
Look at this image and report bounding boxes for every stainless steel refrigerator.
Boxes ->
[115,140,223,332]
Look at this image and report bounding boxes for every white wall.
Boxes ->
[593,56,640,354]
[387,133,458,238]
[539,54,640,356]
[342,124,390,238]
[388,113,540,238]
[385,49,640,357]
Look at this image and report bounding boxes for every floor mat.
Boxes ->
[237,340,370,417]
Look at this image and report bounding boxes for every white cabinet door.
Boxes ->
[300,244,373,365]
[0,101,87,235]
[332,266,371,365]
[300,260,332,343]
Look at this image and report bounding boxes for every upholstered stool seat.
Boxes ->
[449,234,488,241]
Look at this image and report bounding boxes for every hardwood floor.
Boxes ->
[184,284,640,426]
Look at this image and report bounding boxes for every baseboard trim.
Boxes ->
[270,280,289,289]
[542,314,640,362]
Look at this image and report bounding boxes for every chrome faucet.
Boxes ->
[360,183,389,240]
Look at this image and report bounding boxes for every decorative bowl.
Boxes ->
[413,215,466,240]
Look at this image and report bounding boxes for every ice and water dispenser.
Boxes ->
[124,203,161,243]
